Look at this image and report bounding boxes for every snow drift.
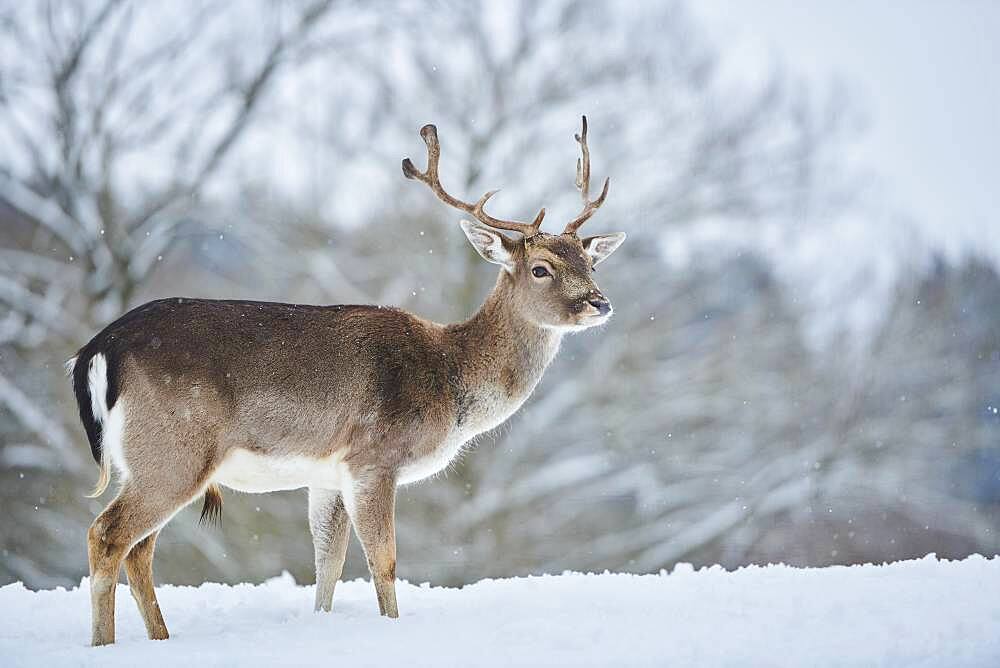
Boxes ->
[2,555,998,667]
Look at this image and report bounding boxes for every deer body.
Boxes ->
[72,118,624,645]
[86,281,561,495]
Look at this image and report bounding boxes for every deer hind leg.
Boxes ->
[89,485,156,646]
[308,488,351,612]
[88,477,201,646]
[344,474,399,618]
[124,531,168,640]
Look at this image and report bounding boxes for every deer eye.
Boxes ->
[531,265,551,278]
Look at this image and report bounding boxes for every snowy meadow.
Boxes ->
[3,555,999,666]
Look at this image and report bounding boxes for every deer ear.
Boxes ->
[581,232,626,266]
[460,220,516,272]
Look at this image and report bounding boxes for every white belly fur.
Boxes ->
[216,437,480,491]
[212,449,349,493]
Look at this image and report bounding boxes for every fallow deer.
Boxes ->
[69,116,625,645]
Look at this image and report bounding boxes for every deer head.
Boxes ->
[402,116,626,331]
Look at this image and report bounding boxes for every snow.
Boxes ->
[2,555,998,667]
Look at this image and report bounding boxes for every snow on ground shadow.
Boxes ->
[1,555,999,667]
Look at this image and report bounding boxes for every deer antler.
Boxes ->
[563,116,610,235]
[402,124,546,237]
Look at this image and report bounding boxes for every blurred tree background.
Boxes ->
[1,0,998,588]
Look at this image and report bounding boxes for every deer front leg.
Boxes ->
[344,474,399,618]
[308,488,351,612]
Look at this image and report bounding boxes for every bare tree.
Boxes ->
[0,0,377,586]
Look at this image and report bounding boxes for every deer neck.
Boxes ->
[447,271,562,402]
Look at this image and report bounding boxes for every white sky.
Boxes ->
[693,1,999,259]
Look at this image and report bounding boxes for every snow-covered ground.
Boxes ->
[2,555,998,667]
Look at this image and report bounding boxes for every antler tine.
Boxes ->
[402,124,545,237]
[564,115,610,235]
[575,115,589,200]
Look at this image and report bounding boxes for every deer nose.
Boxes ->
[588,296,612,316]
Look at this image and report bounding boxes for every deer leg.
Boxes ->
[124,530,169,640]
[345,474,399,618]
[89,485,152,646]
[308,488,351,612]
[88,478,198,646]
